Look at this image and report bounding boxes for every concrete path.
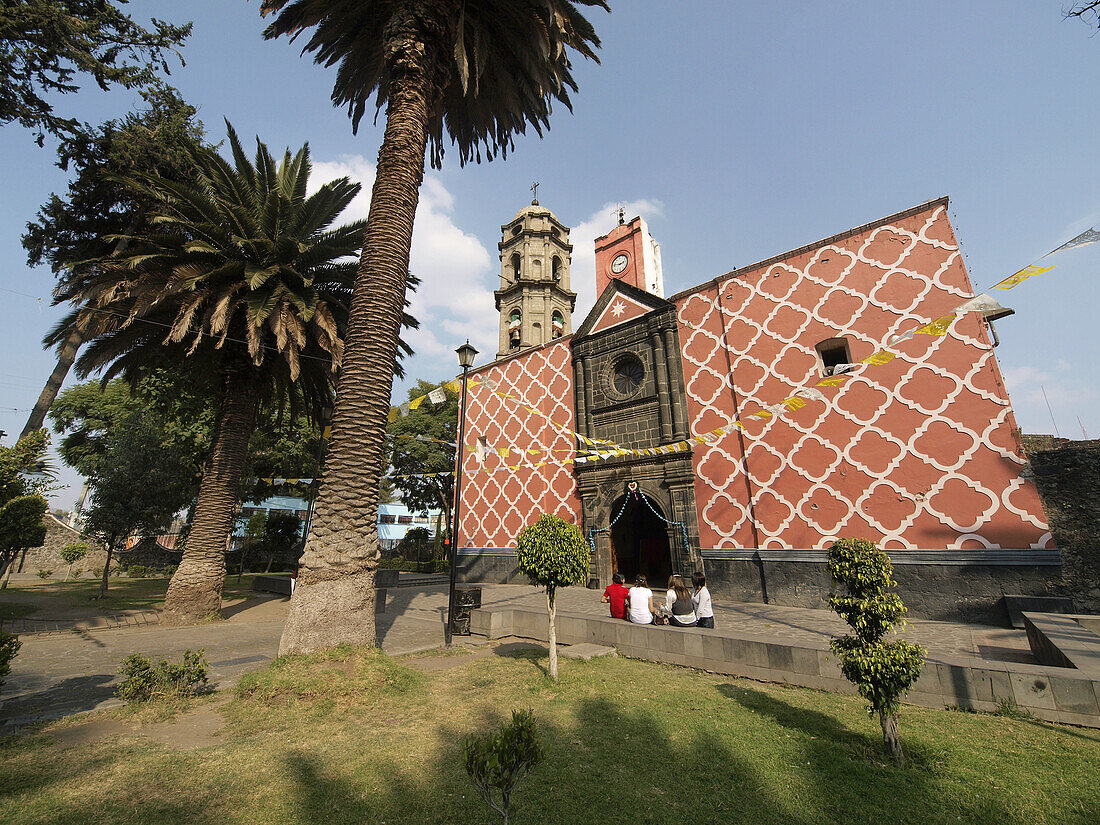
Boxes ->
[1,583,1037,727]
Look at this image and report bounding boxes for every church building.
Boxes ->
[455,196,1059,622]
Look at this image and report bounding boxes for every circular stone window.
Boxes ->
[610,353,645,398]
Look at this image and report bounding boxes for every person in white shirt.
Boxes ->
[692,571,714,629]
[626,574,656,624]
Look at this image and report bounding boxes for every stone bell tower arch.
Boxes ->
[495,192,577,358]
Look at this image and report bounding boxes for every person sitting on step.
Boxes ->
[692,571,714,629]
[663,574,697,628]
[626,574,656,625]
[602,571,630,620]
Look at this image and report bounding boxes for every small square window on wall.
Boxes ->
[816,337,851,376]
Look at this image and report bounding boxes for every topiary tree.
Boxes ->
[464,709,543,825]
[59,541,88,580]
[828,538,925,766]
[514,514,590,680]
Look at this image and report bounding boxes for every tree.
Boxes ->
[1067,3,1100,29]
[387,379,457,532]
[0,432,51,586]
[464,709,543,825]
[827,538,925,767]
[262,0,608,656]
[46,124,370,623]
[238,510,268,581]
[59,541,89,579]
[21,87,206,440]
[0,1,191,147]
[514,514,590,680]
[259,511,304,572]
[81,415,195,598]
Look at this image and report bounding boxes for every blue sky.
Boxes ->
[2,2,1098,508]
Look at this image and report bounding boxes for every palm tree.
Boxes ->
[260,0,607,653]
[46,124,369,623]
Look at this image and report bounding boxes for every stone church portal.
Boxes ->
[609,491,674,584]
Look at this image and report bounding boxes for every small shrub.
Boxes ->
[35,568,53,579]
[126,564,148,578]
[163,564,177,577]
[515,513,590,680]
[828,537,924,767]
[115,649,209,704]
[464,709,543,825]
[90,566,103,579]
[0,631,21,693]
[59,541,89,567]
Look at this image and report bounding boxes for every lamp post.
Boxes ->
[446,339,478,646]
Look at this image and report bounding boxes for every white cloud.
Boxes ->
[309,155,497,392]
[1002,364,1099,438]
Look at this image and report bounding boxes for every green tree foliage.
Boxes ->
[515,514,590,680]
[0,432,51,583]
[0,631,20,694]
[115,649,208,704]
[43,123,405,622]
[827,538,925,766]
[397,526,433,563]
[59,540,88,579]
[464,709,543,825]
[80,414,197,597]
[259,512,303,572]
[0,1,191,147]
[387,379,457,526]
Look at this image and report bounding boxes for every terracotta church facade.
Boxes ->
[455,197,1061,623]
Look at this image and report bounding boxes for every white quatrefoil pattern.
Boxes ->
[676,202,1051,551]
[458,340,582,548]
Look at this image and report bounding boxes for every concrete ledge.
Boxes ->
[470,605,1100,728]
[1024,611,1100,675]
[1004,595,1077,628]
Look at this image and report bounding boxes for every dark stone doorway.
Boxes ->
[610,493,673,585]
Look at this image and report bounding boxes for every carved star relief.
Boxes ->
[610,300,626,318]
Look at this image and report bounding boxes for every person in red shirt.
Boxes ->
[602,571,630,619]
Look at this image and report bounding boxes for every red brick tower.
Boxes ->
[594,211,664,297]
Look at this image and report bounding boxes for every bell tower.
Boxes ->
[495,190,576,358]
[594,212,664,298]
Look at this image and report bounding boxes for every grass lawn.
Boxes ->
[1,645,1097,825]
[0,575,264,616]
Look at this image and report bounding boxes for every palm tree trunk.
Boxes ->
[280,8,445,655]
[20,329,83,441]
[162,368,259,624]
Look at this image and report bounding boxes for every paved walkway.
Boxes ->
[1,583,1035,726]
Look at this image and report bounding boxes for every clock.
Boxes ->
[610,253,629,274]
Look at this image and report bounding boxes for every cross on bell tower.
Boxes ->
[494,198,576,358]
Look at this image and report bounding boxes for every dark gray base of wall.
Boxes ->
[455,551,523,584]
[702,549,1067,627]
[456,547,1068,628]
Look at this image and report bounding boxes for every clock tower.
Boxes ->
[594,212,664,298]
[495,195,576,358]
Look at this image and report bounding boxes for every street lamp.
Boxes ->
[446,339,478,645]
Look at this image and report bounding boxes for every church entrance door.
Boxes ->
[609,493,673,584]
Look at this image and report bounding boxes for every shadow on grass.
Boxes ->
[491,641,549,676]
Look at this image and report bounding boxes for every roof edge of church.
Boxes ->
[470,334,575,375]
[666,195,951,304]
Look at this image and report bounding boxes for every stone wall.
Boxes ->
[702,549,1065,626]
[1027,439,1100,613]
[14,515,107,575]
